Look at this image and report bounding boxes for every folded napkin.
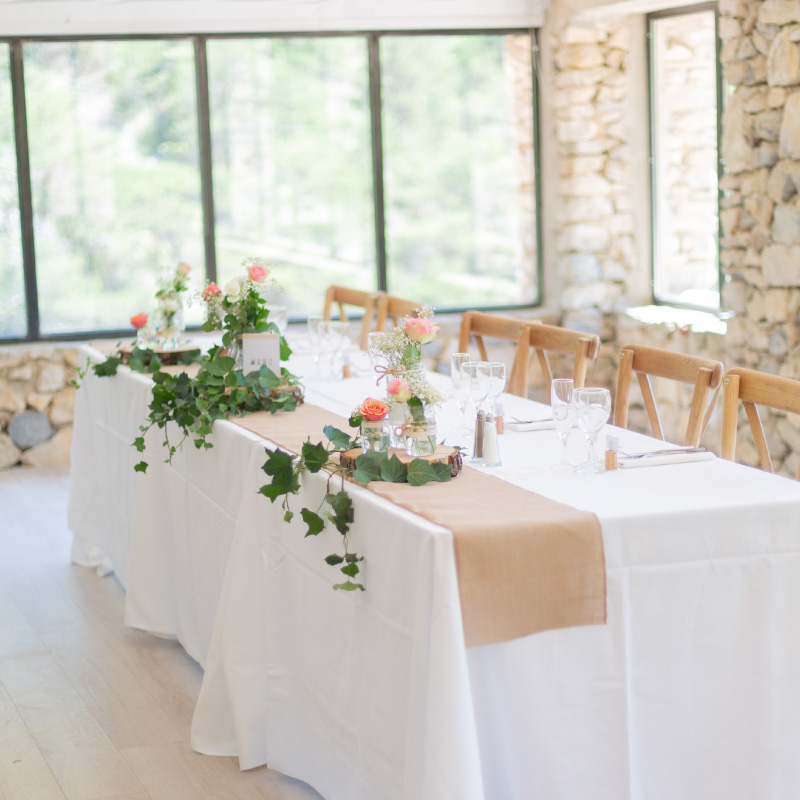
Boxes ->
[618,451,716,469]
[506,419,555,432]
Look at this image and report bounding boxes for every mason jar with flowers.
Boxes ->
[200,258,290,368]
[386,370,444,456]
[155,261,192,348]
[350,398,391,453]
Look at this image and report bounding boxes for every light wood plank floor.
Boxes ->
[0,466,323,800]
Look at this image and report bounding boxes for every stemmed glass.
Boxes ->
[307,314,323,377]
[450,353,471,435]
[481,362,506,416]
[550,378,575,471]
[460,361,490,463]
[326,321,351,380]
[574,388,611,475]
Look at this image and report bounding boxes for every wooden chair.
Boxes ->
[375,295,423,330]
[458,312,601,397]
[322,286,383,350]
[516,320,601,396]
[721,367,800,479]
[614,344,723,447]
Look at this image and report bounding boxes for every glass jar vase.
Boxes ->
[360,419,391,454]
[404,403,437,457]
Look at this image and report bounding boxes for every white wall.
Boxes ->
[0,0,546,36]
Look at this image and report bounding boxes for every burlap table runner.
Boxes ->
[231,402,606,648]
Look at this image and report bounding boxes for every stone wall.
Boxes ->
[0,347,78,468]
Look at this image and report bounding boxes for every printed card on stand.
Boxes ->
[241,333,281,376]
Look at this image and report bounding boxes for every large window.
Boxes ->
[0,45,25,338]
[0,30,539,341]
[649,6,721,309]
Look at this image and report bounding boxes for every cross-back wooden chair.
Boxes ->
[375,295,423,330]
[517,320,601,396]
[614,343,724,448]
[457,311,533,397]
[721,367,800,479]
[322,285,383,350]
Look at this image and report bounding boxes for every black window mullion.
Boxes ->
[194,36,217,286]
[367,34,387,293]
[9,41,38,341]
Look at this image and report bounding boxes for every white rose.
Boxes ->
[225,278,242,299]
[161,298,179,314]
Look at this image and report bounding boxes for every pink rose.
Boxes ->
[247,263,269,283]
[130,312,148,329]
[405,317,439,344]
[202,282,222,301]
[177,261,192,276]
[387,378,412,403]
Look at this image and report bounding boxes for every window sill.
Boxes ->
[621,305,728,335]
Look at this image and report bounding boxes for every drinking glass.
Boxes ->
[574,387,611,475]
[307,314,324,376]
[450,352,471,434]
[325,321,351,380]
[550,378,575,471]
[268,305,289,335]
[460,361,490,463]
[481,362,506,416]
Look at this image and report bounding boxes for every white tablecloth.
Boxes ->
[68,341,800,800]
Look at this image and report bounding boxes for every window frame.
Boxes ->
[0,28,541,344]
[646,3,723,312]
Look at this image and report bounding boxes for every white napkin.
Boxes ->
[617,451,716,469]
[505,420,555,432]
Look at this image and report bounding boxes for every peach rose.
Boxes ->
[202,282,222,301]
[360,398,389,421]
[404,317,439,344]
[387,378,412,403]
[247,263,269,283]
[177,261,192,276]
[130,312,148,329]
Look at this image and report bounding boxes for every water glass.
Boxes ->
[481,362,506,416]
[550,378,575,472]
[460,361,490,463]
[268,305,289,335]
[574,387,611,475]
[450,353,471,433]
[307,314,324,376]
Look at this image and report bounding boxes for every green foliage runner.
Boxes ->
[259,425,451,591]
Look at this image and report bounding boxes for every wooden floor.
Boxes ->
[0,466,323,800]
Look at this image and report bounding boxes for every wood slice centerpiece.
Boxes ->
[340,445,463,478]
[119,342,201,366]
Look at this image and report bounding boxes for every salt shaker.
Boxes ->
[482,414,502,467]
[472,410,485,463]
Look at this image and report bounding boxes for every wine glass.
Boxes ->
[268,305,289,335]
[481,362,506,417]
[574,388,611,475]
[307,314,323,376]
[460,361,490,463]
[450,353,471,434]
[550,378,575,471]
[325,321,351,381]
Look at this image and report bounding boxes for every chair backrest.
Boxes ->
[721,367,800,479]
[322,285,383,350]
[614,343,723,447]
[521,321,601,395]
[375,295,423,331]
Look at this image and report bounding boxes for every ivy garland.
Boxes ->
[259,424,452,591]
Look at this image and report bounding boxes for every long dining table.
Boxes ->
[68,335,800,800]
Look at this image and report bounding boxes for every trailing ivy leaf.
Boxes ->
[430,461,453,482]
[345,553,362,563]
[301,440,330,473]
[326,491,354,535]
[340,561,360,578]
[325,554,344,565]
[381,453,408,483]
[283,511,294,523]
[352,452,382,484]
[93,356,121,377]
[333,581,365,592]
[132,437,146,453]
[279,336,292,361]
[301,508,325,537]
[134,461,148,473]
[323,425,354,452]
[259,482,292,502]
[352,468,379,485]
[261,448,297,493]
[204,356,236,376]
[257,366,281,391]
[407,459,440,486]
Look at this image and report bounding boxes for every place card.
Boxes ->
[241,333,280,376]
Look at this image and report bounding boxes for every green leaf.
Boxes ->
[333,581,365,592]
[352,468,378,485]
[352,452,382,484]
[283,511,294,523]
[345,553,362,563]
[325,554,344,565]
[325,490,354,535]
[340,561,360,578]
[93,356,121,377]
[407,459,440,486]
[301,508,325,537]
[133,461,148,473]
[301,440,330,473]
[257,366,281,390]
[430,461,453,482]
[262,448,296,484]
[381,453,408,483]
[132,436,146,453]
[204,356,235,376]
[323,425,354,451]
[259,483,291,502]
[279,336,292,361]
